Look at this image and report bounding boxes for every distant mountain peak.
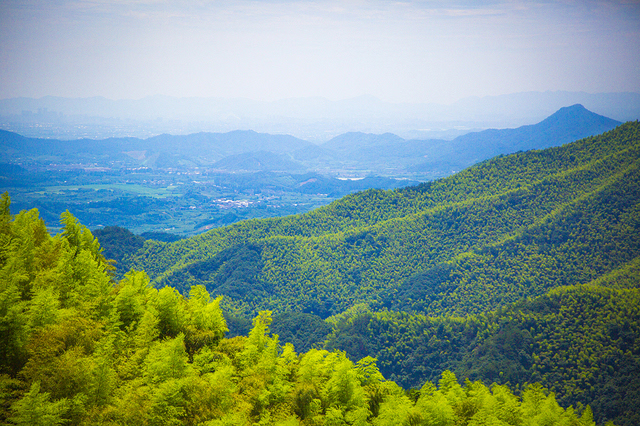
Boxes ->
[542,103,620,126]
[441,104,623,168]
[558,103,588,112]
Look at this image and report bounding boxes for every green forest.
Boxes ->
[0,199,601,425]
[122,122,640,317]
[2,121,640,424]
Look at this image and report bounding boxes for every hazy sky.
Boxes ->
[1,0,639,104]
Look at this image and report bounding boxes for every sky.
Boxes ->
[1,0,639,105]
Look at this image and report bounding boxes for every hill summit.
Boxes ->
[431,103,623,168]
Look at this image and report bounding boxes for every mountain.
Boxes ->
[0,106,623,180]
[0,129,312,168]
[212,151,306,172]
[146,130,310,155]
[1,91,638,141]
[438,104,622,166]
[290,144,339,163]
[452,90,640,125]
[320,132,448,167]
[125,121,639,317]
[322,132,406,152]
[406,104,622,172]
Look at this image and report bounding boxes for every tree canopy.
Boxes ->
[0,194,600,425]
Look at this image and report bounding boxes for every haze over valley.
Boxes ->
[1,103,624,235]
[2,91,639,142]
[2,1,640,425]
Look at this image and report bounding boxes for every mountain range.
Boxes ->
[0,104,623,180]
[123,120,640,316]
[1,91,638,142]
[2,105,639,424]
[104,119,640,425]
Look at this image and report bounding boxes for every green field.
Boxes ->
[42,183,180,198]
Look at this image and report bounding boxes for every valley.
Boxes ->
[0,104,620,236]
[1,106,639,425]
[3,0,639,423]
[4,165,407,236]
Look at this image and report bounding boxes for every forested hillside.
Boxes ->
[126,121,640,319]
[111,121,640,424]
[3,121,639,424]
[325,282,640,426]
[0,197,596,425]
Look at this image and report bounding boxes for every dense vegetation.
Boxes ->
[105,121,639,424]
[0,196,596,425]
[124,122,640,320]
[2,119,638,425]
[325,283,640,426]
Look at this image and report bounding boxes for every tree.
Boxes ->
[9,381,68,426]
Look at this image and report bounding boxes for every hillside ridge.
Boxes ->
[123,122,640,321]
[1,105,623,178]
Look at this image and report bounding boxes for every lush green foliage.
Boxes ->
[125,122,640,321]
[114,122,640,425]
[2,118,637,426]
[270,312,332,353]
[0,199,595,425]
[92,226,146,272]
[325,281,640,426]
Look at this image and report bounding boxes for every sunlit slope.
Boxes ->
[324,255,640,426]
[325,281,640,426]
[129,122,640,317]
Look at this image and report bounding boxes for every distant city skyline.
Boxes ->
[1,0,639,105]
